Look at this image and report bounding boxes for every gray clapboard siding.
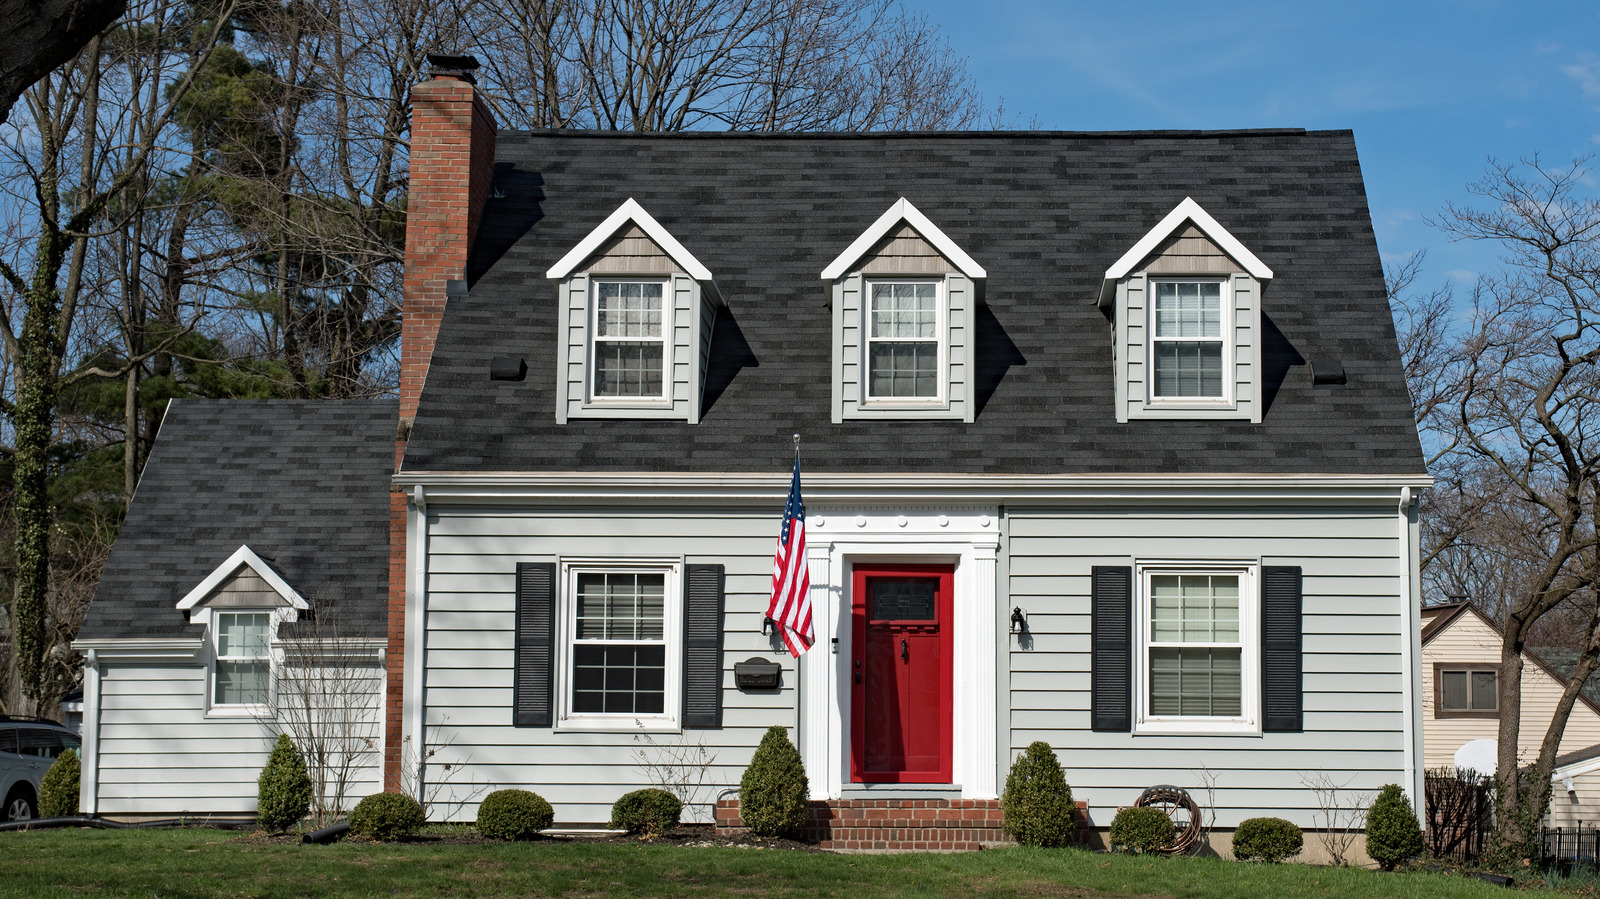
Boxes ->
[830,271,974,422]
[420,507,790,823]
[1139,225,1246,274]
[1114,269,1262,423]
[92,659,382,815]
[580,225,684,274]
[1004,504,1407,828]
[203,567,287,607]
[858,225,958,274]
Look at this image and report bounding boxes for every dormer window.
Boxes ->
[822,198,985,423]
[175,544,308,717]
[214,611,271,706]
[1101,198,1273,423]
[591,279,668,401]
[547,199,720,424]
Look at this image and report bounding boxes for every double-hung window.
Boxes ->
[214,611,271,708]
[1150,280,1228,401]
[1436,665,1498,718]
[866,281,942,402]
[1137,565,1257,733]
[565,567,678,727]
[591,280,667,402]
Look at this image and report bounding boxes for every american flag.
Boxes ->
[768,456,814,657]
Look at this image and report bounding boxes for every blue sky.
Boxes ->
[918,0,1600,286]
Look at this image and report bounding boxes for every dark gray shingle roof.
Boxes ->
[78,399,397,640]
[405,129,1425,475]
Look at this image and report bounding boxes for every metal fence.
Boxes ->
[1541,824,1600,869]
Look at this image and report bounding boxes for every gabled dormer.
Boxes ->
[822,198,985,423]
[1100,198,1274,423]
[176,545,307,715]
[546,199,720,424]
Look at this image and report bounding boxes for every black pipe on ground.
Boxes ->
[302,821,350,844]
[0,816,256,833]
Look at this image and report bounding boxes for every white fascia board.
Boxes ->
[820,197,987,281]
[1554,755,1600,781]
[175,544,309,611]
[393,470,1432,505]
[545,197,716,285]
[1099,197,1275,307]
[70,638,204,661]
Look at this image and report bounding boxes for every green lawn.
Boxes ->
[0,827,1566,898]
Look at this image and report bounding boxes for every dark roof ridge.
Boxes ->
[496,127,1318,141]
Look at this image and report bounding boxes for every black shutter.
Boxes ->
[683,564,726,728]
[513,562,556,727]
[1262,565,1303,733]
[1091,566,1133,732]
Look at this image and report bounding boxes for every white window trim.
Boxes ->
[1133,560,1260,736]
[196,606,291,719]
[585,278,673,408]
[1145,277,1235,410]
[555,558,682,733]
[861,277,948,408]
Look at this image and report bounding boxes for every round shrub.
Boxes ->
[611,788,682,835]
[1109,806,1176,854]
[476,789,554,841]
[739,725,809,838]
[1001,741,1076,847]
[349,792,426,842]
[38,749,80,818]
[256,734,312,833]
[1365,783,1423,871]
[1232,816,1303,863]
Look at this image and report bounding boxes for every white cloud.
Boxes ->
[1504,116,1530,129]
[1562,55,1600,98]
[1448,269,1478,284]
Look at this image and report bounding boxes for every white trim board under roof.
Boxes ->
[1098,197,1273,307]
[175,544,308,611]
[546,198,717,287]
[821,198,986,281]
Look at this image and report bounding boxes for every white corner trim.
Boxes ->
[545,197,715,282]
[175,544,309,611]
[1100,197,1274,306]
[820,197,987,281]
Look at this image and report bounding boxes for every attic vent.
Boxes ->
[1310,360,1346,386]
[490,356,527,381]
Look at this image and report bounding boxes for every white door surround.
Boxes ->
[799,506,1000,800]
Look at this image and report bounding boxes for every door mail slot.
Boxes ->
[733,657,781,690]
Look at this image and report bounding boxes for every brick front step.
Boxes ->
[715,797,1088,851]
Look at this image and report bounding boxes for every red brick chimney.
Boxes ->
[387,54,496,790]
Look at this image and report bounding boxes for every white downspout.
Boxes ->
[1398,486,1422,806]
[406,485,430,803]
[80,649,101,815]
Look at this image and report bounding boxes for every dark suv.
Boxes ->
[0,717,81,821]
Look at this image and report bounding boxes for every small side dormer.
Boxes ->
[176,545,307,715]
[1100,198,1274,423]
[822,198,985,423]
[546,199,720,423]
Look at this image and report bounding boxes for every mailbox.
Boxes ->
[733,657,781,690]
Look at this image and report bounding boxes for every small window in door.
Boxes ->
[870,578,938,621]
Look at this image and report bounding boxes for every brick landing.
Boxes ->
[715,798,1089,852]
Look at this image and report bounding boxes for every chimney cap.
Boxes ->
[426,53,480,84]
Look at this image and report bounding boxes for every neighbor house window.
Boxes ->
[1151,280,1227,400]
[1436,665,1498,718]
[1137,565,1258,733]
[591,280,667,400]
[214,611,270,707]
[564,567,678,726]
[866,281,942,401]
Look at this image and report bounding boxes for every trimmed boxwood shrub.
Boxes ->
[1000,741,1076,847]
[1365,783,1424,870]
[1232,816,1303,862]
[38,749,80,818]
[476,789,554,841]
[739,726,809,838]
[256,734,312,833]
[611,788,682,835]
[350,792,426,842]
[1109,806,1175,854]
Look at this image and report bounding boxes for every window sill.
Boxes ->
[206,705,271,719]
[554,716,681,734]
[1134,718,1260,737]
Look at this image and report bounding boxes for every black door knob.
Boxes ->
[901,639,909,662]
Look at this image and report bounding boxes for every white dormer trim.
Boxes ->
[545,198,716,284]
[1099,197,1273,307]
[176,544,309,611]
[821,198,986,281]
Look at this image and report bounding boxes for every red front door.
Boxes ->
[850,565,953,783]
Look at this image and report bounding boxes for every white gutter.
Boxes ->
[70,638,204,661]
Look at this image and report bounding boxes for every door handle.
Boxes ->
[901,639,909,662]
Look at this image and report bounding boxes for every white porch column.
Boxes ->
[801,538,837,799]
[966,538,1000,798]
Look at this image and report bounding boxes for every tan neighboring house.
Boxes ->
[1421,602,1600,826]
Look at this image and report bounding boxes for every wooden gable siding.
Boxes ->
[202,566,286,608]
[1139,224,1245,274]
[1420,609,1600,769]
[580,225,684,274]
[857,224,957,274]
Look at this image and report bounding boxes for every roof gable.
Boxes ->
[176,545,308,610]
[1099,197,1274,307]
[820,197,985,281]
[546,197,716,284]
